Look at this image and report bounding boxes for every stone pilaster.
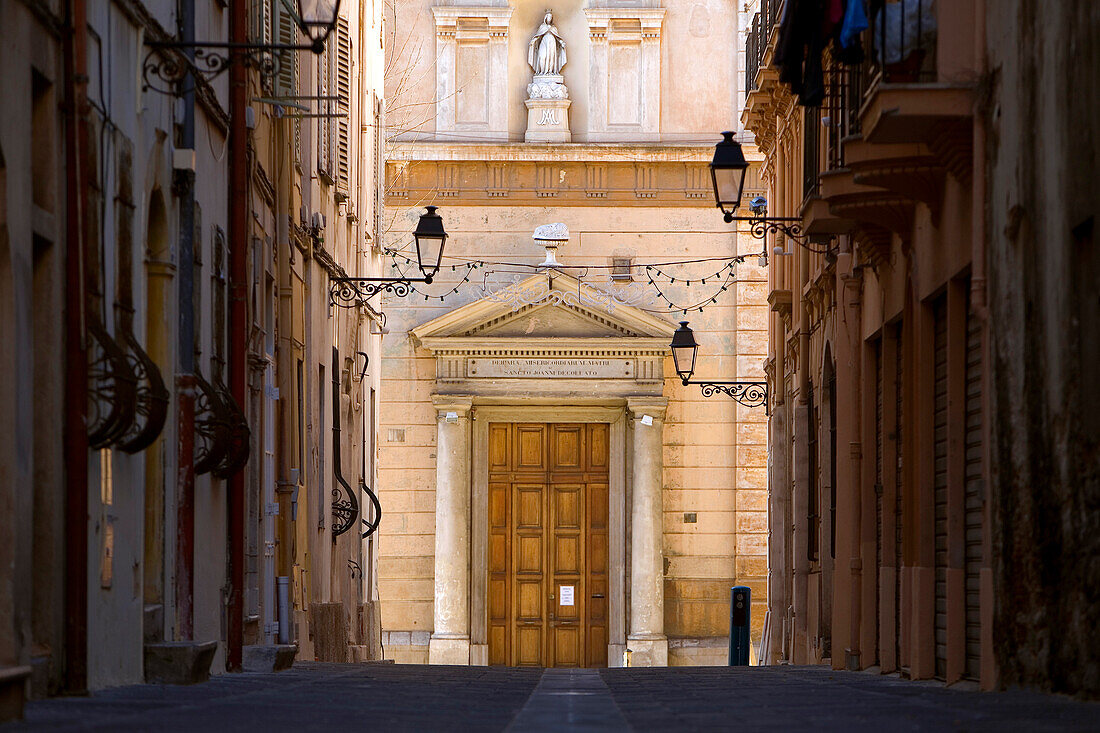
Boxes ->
[429,395,473,665]
[626,396,668,666]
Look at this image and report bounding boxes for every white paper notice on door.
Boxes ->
[559,585,575,606]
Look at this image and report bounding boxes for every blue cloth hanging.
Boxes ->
[840,0,869,48]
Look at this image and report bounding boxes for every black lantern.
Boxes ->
[669,320,769,411]
[329,206,449,306]
[711,131,750,223]
[709,132,833,255]
[296,0,343,54]
[412,205,447,284]
[670,321,699,385]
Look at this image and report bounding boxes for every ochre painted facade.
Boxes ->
[378,0,768,667]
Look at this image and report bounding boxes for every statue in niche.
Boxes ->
[528,10,567,76]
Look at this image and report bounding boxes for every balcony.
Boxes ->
[858,0,974,177]
[799,0,976,246]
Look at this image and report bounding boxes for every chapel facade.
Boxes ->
[376,0,770,668]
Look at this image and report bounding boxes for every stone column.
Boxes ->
[626,397,668,666]
[428,395,473,665]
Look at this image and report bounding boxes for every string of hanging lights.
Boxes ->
[381,245,768,315]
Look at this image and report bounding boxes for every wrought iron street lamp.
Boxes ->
[670,321,768,411]
[711,131,832,254]
[330,206,448,307]
[143,0,342,91]
[294,0,343,53]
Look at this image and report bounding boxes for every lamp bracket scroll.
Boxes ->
[694,381,770,413]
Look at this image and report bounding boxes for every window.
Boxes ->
[611,256,634,281]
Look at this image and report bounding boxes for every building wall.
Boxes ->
[745,0,994,684]
[379,0,767,667]
[985,0,1100,697]
[0,0,385,715]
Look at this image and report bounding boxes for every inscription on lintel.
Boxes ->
[468,358,634,379]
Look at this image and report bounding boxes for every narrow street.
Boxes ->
[6,664,1098,733]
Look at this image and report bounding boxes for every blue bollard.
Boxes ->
[729,586,751,666]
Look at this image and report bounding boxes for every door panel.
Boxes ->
[515,424,547,471]
[488,422,609,667]
[587,478,610,667]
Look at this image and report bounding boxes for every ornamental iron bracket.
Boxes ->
[193,369,232,476]
[330,346,359,538]
[87,316,139,450]
[686,380,770,414]
[731,213,835,255]
[117,327,170,454]
[329,276,433,307]
[361,480,382,539]
[212,377,251,478]
[142,41,304,95]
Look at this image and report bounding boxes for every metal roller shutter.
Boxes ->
[933,299,948,680]
[874,339,884,666]
[895,324,904,670]
[964,296,984,680]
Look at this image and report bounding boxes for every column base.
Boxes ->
[626,635,668,667]
[428,635,470,665]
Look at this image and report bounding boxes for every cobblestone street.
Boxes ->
[4,663,1098,733]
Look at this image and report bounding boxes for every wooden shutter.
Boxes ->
[317,46,331,179]
[374,94,384,242]
[335,17,352,196]
[964,293,984,680]
[274,1,298,97]
[933,298,948,680]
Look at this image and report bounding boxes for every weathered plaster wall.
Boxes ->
[986,0,1100,697]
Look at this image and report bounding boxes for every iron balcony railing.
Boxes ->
[867,0,938,85]
[744,0,783,94]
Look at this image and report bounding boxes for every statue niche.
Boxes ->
[524,9,572,142]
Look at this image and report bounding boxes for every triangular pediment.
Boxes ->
[411,272,676,350]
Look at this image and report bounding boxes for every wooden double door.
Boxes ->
[488,423,610,668]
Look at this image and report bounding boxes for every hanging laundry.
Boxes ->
[773,0,828,107]
[840,0,870,48]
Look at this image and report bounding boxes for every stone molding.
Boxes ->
[431,5,513,140]
[585,8,665,141]
[386,157,716,206]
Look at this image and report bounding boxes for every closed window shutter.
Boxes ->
[317,45,331,179]
[335,17,352,196]
[374,94,384,243]
[275,1,297,97]
[258,0,273,91]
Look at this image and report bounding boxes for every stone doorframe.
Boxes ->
[429,397,668,669]
[471,403,626,668]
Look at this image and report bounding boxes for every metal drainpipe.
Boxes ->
[62,0,91,694]
[173,0,198,642]
[226,0,250,673]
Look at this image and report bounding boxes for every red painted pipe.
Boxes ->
[225,0,250,673]
[62,0,90,694]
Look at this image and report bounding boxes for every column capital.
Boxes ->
[432,394,474,417]
[626,396,667,421]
